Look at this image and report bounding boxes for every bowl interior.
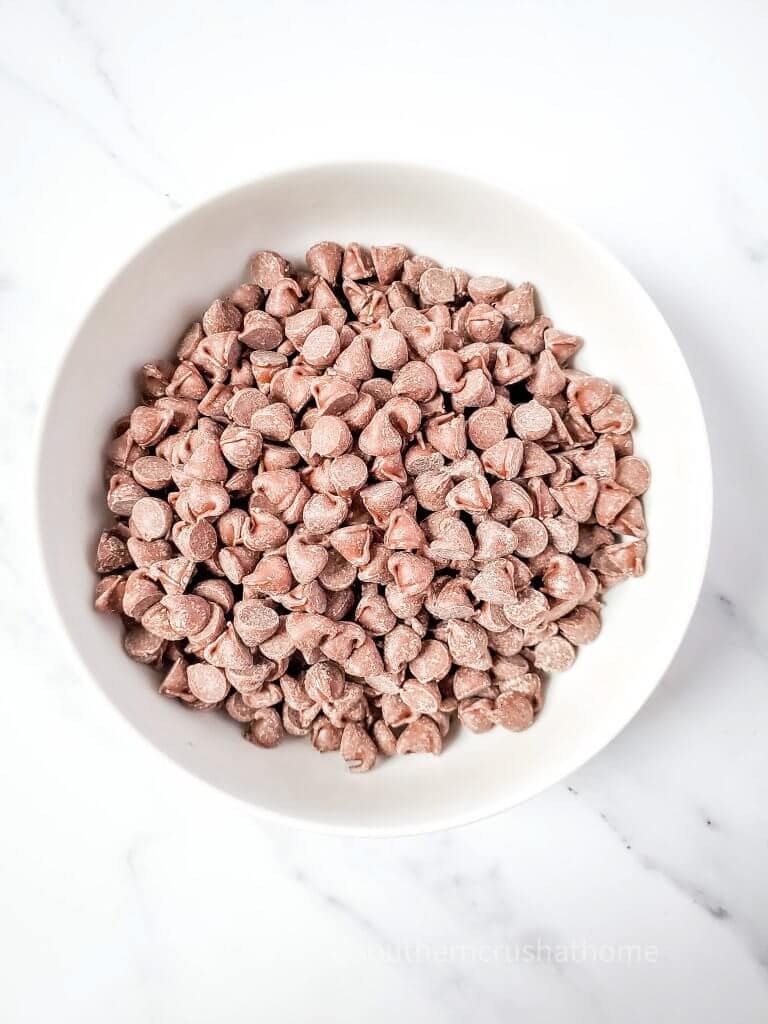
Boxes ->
[37,164,711,834]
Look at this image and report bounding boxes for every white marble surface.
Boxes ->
[2,1,767,1020]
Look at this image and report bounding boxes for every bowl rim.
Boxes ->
[33,160,713,836]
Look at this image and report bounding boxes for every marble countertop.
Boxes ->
[2,1,767,1020]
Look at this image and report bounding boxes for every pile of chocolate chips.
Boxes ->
[94,241,648,771]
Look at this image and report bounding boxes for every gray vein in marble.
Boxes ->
[285,858,522,1024]
[394,838,616,1022]
[0,64,177,209]
[53,0,181,210]
[123,839,162,1024]
[276,826,617,1024]
[717,176,768,268]
[743,241,768,264]
[395,840,524,934]
[712,589,768,661]
[578,793,768,970]
[289,865,391,948]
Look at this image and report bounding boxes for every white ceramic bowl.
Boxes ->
[36,163,711,835]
